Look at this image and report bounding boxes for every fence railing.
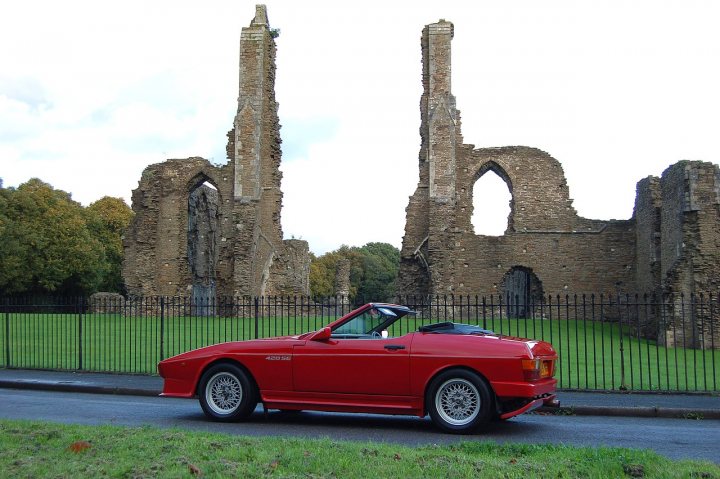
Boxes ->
[1,294,718,392]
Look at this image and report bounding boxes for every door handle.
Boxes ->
[384,345,405,350]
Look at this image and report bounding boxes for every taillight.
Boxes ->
[522,359,541,381]
[541,359,555,378]
[522,358,555,381]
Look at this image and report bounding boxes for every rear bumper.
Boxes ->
[500,394,558,420]
[492,378,557,398]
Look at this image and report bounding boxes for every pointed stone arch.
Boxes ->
[471,161,514,236]
[187,173,221,313]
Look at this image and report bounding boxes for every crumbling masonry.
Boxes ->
[398,19,720,348]
[120,8,719,348]
[122,5,310,300]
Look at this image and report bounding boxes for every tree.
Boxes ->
[355,242,400,302]
[309,252,334,298]
[309,246,362,298]
[0,179,105,295]
[0,185,21,291]
[86,196,134,293]
[309,243,400,301]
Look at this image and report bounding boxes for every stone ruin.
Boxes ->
[120,7,719,347]
[122,5,310,301]
[334,259,352,299]
[397,19,720,348]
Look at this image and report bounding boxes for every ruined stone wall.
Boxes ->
[634,176,662,297]
[398,187,430,295]
[334,259,351,298]
[123,5,310,300]
[398,18,636,298]
[123,159,236,297]
[450,146,636,295]
[266,239,311,296]
[630,177,664,338]
[399,17,719,347]
[658,162,720,348]
[659,163,690,292]
[88,292,125,314]
[659,162,720,293]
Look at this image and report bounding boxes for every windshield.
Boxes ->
[331,304,414,337]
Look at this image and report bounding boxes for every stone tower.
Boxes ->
[399,20,463,296]
[634,161,720,348]
[122,5,310,299]
[226,4,287,296]
[423,20,460,294]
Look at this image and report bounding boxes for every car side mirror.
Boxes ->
[308,326,332,342]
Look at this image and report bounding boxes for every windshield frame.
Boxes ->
[327,303,415,337]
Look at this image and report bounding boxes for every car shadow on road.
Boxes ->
[174,405,550,441]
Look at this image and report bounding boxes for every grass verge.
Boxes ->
[1,419,718,478]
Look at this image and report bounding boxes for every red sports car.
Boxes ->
[158,303,558,433]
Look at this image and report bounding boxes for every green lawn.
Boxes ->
[1,420,717,478]
[1,311,718,392]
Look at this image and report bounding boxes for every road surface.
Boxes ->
[0,388,717,463]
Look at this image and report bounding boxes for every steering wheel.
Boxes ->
[371,330,381,338]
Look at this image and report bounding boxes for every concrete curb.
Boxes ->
[0,379,159,398]
[536,405,720,420]
[2,378,718,420]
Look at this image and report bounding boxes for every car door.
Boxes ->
[292,334,413,396]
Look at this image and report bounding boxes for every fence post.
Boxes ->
[160,296,165,361]
[618,293,626,390]
[4,299,9,367]
[254,296,259,339]
[77,297,84,371]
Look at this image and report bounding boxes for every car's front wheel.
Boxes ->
[198,363,257,421]
[426,369,493,434]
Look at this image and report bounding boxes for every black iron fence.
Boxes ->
[1,294,718,392]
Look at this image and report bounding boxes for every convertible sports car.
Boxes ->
[158,303,558,433]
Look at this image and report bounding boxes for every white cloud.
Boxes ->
[1,0,718,254]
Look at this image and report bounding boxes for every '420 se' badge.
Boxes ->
[265,355,291,361]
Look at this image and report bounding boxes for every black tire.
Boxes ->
[198,363,257,422]
[426,369,494,434]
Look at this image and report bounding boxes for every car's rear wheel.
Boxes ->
[198,363,257,421]
[427,369,493,434]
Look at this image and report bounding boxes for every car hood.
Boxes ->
[159,335,302,362]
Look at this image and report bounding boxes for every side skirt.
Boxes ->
[261,391,424,417]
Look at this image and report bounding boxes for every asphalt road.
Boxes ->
[1,388,718,463]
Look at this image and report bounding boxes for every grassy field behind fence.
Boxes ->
[1,312,718,392]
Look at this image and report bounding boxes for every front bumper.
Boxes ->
[159,377,196,398]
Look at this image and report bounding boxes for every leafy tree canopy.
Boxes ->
[0,179,132,296]
[86,196,134,293]
[310,242,400,302]
[356,242,400,301]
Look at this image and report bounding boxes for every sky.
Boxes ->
[1,0,719,255]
